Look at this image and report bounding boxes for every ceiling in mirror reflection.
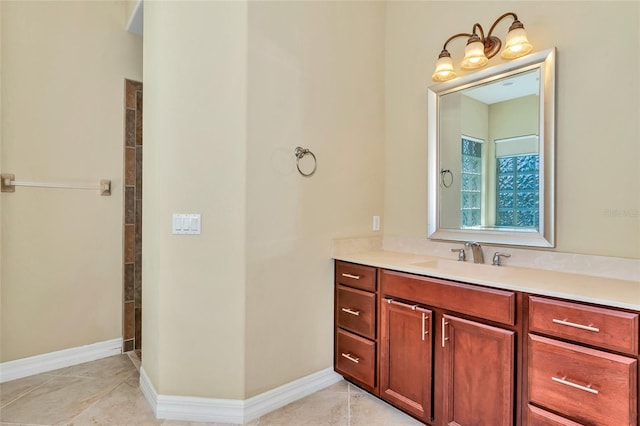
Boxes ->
[464,69,539,104]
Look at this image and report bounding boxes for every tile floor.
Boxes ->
[0,353,422,425]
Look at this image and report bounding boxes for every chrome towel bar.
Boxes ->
[1,173,111,196]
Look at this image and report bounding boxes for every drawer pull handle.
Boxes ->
[552,318,600,333]
[341,273,361,280]
[341,353,360,364]
[551,376,599,395]
[341,307,360,316]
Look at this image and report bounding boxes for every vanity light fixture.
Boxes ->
[431,12,533,82]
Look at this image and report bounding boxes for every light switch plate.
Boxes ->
[172,214,201,235]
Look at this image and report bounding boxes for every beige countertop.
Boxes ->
[334,250,640,311]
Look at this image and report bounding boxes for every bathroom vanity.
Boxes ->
[333,253,639,426]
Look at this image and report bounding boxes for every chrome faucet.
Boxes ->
[492,252,511,266]
[465,242,484,264]
[451,247,466,262]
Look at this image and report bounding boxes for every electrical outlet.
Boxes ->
[373,215,380,231]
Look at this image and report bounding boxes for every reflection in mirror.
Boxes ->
[428,48,555,247]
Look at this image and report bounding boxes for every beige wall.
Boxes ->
[245,1,385,397]
[142,1,249,398]
[385,1,640,259]
[490,95,539,144]
[0,1,142,362]
[142,0,385,400]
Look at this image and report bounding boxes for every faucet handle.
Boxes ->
[492,252,511,266]
[451,247,466,262]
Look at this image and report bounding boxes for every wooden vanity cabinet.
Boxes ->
[334,260,640,426]
[380,269,518,426]
[527,296,639,426]
[334,261,378,392]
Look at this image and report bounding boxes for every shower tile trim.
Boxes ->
[123,79,143,353]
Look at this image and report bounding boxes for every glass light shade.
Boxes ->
[501,27,533,59]
[461,40,489,69]
[432,55,456,82]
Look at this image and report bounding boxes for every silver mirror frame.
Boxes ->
[427,47,556,247]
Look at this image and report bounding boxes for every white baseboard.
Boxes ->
[243,368,343,422]
[140,366,342,424]
[0,338,123,383]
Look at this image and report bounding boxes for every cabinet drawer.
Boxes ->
[527,404,583,426]
[336,285,375,339]
[529,296,639,355]
[335,329,375,389]
[336,261,376,292]
[382,269,515,325]
[528,334,637,426]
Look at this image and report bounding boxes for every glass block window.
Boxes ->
[461,137,482,228]
[496,154,539,227]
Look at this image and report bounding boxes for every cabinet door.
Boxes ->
[380,299,432,422]
[442,314,515,426]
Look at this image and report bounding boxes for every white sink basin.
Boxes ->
[409,258,511,279]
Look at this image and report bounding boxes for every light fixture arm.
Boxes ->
[486,12,519,42]
[440,32,474,52]
[471,23,485,41]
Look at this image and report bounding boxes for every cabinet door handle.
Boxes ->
[341,273,361,280]
[385,298,417,310]
[341,353,360,364]
[551,376,599,395]
[552,318,600,333]
[441,317,449,347]
[341,307,360,316]
[422,312,429,341]
[386,298,431,312]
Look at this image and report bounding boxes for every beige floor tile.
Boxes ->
[347,382,368,394]
[0,355,423,426]
[349,392,422,426]
[255,388,348,425]
[0,373,53,407]
[0,375,123,425]
[67,379,162,425]
[46,354,136,380]
[160,422,255,426]
[317,380,349,394]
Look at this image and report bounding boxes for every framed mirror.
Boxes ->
[427,48,555,247]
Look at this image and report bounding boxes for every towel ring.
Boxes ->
[294,147,317,177]
[440,168,453,188]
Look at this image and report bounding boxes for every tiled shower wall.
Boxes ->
[123,79,142,353]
